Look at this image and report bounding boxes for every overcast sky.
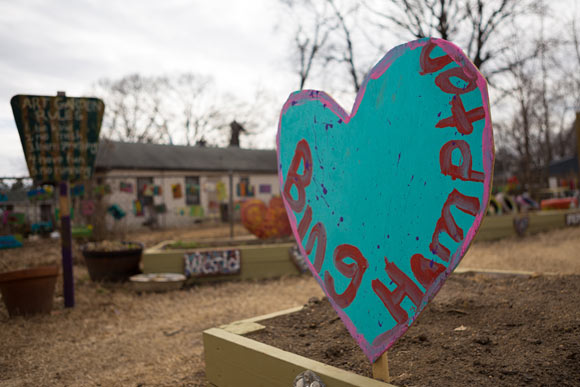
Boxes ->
[0,0,576,178]
[0,0,300,177]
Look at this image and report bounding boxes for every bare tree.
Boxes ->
[93,72,232,146]
[93,74,171,143]
[280,0,337,89]
[366,0,462,41]
[164,73,222,146]
[497,26,562,192]
[280,0,378,94]
[325,0,363,92]
[366,0,542,76]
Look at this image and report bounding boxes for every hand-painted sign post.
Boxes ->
[277,38,494,372]
[11,93,104,308]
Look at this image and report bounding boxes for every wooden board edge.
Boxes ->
[203,327,395,387]
[454,268,560,277]
[238,305,305,324]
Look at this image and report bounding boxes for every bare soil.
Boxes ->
[0,224,579,386]
[248,273,580,386]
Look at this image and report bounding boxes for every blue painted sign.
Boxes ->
[277,38,494,361]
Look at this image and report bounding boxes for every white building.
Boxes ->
[94,141,280,230]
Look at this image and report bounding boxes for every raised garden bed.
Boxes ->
[475,209,579,241]
[142,239,300,282]
[203,308,392,387]
[204,271,580,386]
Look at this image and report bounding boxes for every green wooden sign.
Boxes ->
[10,94,105,183]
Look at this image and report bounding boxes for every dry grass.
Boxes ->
[0,224,579,386]
[0,272,323,386]
[460,227,580,274]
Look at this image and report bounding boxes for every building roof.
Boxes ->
[95,141,278,173]
[548,154,578,176]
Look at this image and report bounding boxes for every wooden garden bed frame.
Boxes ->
[142,210,578,282]
[142,241,300,282]
[203,267,557,386]
[473,209,578,241]
[203,307,395,387]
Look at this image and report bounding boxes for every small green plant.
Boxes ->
[165,241,200,250]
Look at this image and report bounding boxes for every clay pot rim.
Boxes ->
[81,241,144,254]
[0,265,59,283]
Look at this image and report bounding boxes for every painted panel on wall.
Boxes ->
[120,182,133,193]
[172,184,183,199]
[259,184,272,194]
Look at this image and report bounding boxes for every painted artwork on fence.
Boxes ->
[27,186,54,201]
[184,249,241,277]
[81,200,95,216]
[241,197,292,239]
[5,213,25,226]
[94,184,111,196]
[277,38,494,362]
[71,184,85,197]
[10,95,104,183]
[0,235,23,249]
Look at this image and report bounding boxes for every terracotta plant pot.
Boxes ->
[0,265,59,317]
[82,242,143,282]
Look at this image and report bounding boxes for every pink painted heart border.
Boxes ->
[276,38,494,362]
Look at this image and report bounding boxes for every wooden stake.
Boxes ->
[575,112,580,188]
[59,181,74,308]
[372,352,390,383]
[228,171,234,239]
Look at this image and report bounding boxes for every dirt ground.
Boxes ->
[250,273,580,386]
[0,224,579,386]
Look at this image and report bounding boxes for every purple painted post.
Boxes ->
[59,181,74,307]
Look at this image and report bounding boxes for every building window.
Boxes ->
[185,176,200,205]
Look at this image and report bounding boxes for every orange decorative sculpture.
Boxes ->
[241,197,292,239]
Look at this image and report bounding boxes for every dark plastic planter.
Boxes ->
[82,242,143,282]
[0,265,59,317]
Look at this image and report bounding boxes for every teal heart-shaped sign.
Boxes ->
[277,38,494,362]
